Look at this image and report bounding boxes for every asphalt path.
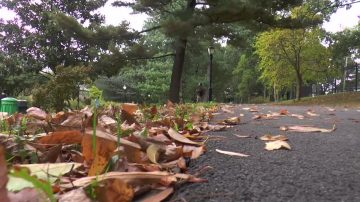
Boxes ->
[169,104,360,202]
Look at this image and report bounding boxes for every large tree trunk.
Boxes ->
[295,72,303,101]
[168,0,196,103]
[169,38,187,103]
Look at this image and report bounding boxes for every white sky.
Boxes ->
[0,1,359,32]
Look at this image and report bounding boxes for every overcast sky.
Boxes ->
[0,1,359,32]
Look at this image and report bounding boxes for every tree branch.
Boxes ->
[127,53,175,61]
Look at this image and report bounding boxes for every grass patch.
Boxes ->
[276,92,360,107]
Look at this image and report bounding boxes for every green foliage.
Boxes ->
[32,66,92,112]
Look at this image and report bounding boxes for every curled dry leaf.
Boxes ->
[122,103,138,115]
[260,134,288,141]
[167,128,202,145]
[38,130,83,145]
[62,171,177,188]
[249,107,258,112]
[265,140,291,151]
[219,117,240,125]
[280,124,336,133]
[215,149,249,157]
[146,144,161,164]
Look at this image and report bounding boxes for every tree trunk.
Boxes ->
[168,0,196,103]
[295,72,303,101]
[169,38,187,103]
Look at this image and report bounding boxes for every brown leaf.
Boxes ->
[219,117,240,125]
[38,130,83,145]
[167,128,202,145]
[142,187,174,202]
[260,134,288,141]
[26,107,48,120]
[62,171,177,188]
[0,146,10,202]
[39,144,62,163]
[123,146,148,164]
[60,113,84,130]
[122,103,139,115]
[58,188,92,202]
[96,179,134,202]
[280,124,336,133]
[279,109,289,115]
[215,149,249,157]
[82,134,117,176]
[265,140,291,151]
[85,128,141,149]
[183,145,205,159]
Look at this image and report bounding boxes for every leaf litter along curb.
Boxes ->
[0,102,220,202]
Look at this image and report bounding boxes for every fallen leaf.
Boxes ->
[142,187,174,202]
[38,130,83,145]
[26,107,48,120]
[290,114,305,120]
[307,111,319,117]
[234,135,250,138]
[81,133,117,176]
[96,179,134,202]
[60,113,84,129]
[219,117,240,125]
[62,171,177,188]
[146,144,161,164]
[39,144,62,163]
[58,188,92,202]
[215,149,249,157]
[249,107,258,112]
[325,107,336,112]
[122,103,138,115]
[7,163,81,191]
[279,109,289,115]
[265,140,291,151]
[280,124,336,133]
[260,134,288,141]
[167,128,201,145]
[183,145,205,159]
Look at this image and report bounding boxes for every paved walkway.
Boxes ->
[170,104,360,202]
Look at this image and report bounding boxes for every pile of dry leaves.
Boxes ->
[0,102,234,202]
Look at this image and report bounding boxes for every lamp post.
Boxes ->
[123,85,127,102]
[208,46,214,101]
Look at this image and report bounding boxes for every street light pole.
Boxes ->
[208,46,214,102]
[356,65,358,91]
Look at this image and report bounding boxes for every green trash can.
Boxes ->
[0,97,18,115]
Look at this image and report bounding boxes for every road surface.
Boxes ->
[169,104,360,202]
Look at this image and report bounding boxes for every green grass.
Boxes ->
[276,92,360,107]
